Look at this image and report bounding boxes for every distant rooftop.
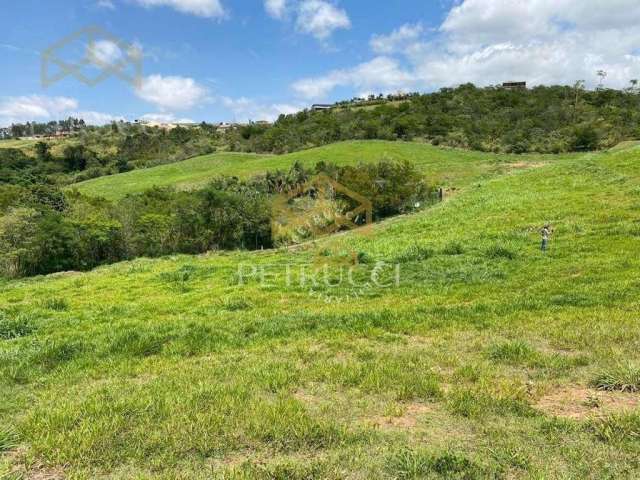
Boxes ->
[502,81,527,90]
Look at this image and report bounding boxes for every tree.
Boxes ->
[62,145,95,172]
[35,142,51,163]
[573,80,585,121]
[597,70,607,89]
[0,207,39,277]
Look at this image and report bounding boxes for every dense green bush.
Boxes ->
[0,160,430,278]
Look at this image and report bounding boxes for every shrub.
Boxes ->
[570,125,600,151]
[356,251,373,264]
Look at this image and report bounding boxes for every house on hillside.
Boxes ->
[216,122,233,132]
[502,81,527,90]
[135,120,179,130]
[311,104,333,111]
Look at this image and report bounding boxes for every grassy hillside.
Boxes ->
[1,145,639,478]
[0,139,39,152]
[73,141,575,200]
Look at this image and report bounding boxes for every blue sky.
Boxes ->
[1,0,640,126]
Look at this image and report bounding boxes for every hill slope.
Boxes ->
[73,140,575,200]
[1,147,640,478]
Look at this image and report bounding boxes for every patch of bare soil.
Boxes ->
[536,386,640,419]
[366,402,434,430]
[4,450,65,480]
[516,161,547,168]
[294,388,321,405]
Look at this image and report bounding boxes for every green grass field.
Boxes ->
[72,141,575,200]
[0,139,39,152]
[2,143,640,478]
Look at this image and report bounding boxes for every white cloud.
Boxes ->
[139,113,195,123]
[296,0,350,40]
[220,96,302,122]
[265,0,287,19]
[370,23,423,54]
[135,75,209,111]
[291,0,640,98]
[264,0,350,41]
[442,0,640,46]
[97,0,115,9]
[86,39,142,71]
[0,96,122,127]
[132,0,226,18]
[87,40,123,67]
[72,111,125,125]
[418,0,640,89]
[292,56,415,99]
[0,96,78,125]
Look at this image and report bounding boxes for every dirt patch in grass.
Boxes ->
[207,451,252,469]
[536,386,640,419]
[4,447,65,480]
[508,162,547,170]
[367,402,435,430]
[294,389,322,405]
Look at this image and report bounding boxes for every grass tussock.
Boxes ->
[40,297,69,311]
[441,242,465,256]
[386,448,494,479]
[394,244,435,263]
[485,244,517,260]
[0,426,18,453]
[591,364,640,392]
[589,412,640,443]
[487,340,536,364]
[0,312,35,340]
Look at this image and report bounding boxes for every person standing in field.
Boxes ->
[541,224,553,252]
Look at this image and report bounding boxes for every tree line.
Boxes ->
[0,124,219,186]
[226,84,640,154]
[4,83,638,192]
[0,160,433,278]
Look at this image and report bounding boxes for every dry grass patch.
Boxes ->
[2,447,65,480]
[536,385,640,419]
[366,402,435,430]
[507,161,547,170]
